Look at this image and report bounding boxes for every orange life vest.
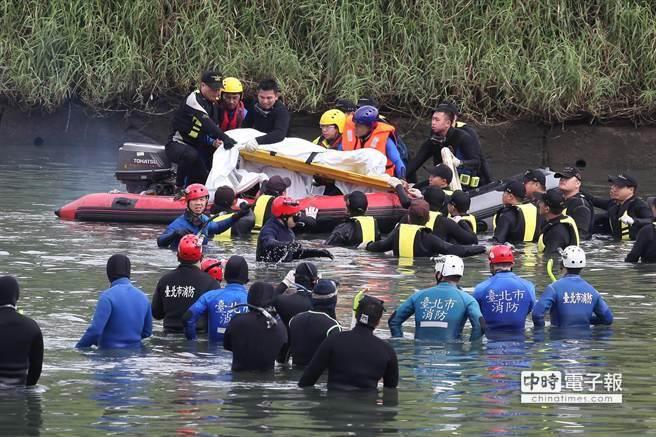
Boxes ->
[219,102,245,131]
[342,120,396,175]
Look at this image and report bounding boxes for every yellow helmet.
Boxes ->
[319,109,346,134]
[222,77,243,94]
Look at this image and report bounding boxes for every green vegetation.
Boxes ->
[2,0,656,121]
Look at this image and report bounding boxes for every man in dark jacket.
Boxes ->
[0,276,43,387]
[152,235,218,333]
[242,78,291,148]
[165,70,237,187]
[223,282,288,371]
[592,174,653,240]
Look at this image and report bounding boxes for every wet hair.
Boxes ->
[434,108,455,123]
[257,78,279,93]
[423,186,446,211]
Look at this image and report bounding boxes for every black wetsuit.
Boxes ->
[256,218,330,262]
[288,311,341,366]
[625,224,656,263]
[366,225,485,258]
[458,123,492,185]
[405,127,480,182]
[564,193,594,240]
[223,312,288,371]
[274,288,312,327]
[325,218,380,247]
[540,215,578,258]
[433,215,478,245]
[592,196,653,240]
[242,100,290,145]
[492,205,539,244]
[0,307,43,386]
[298,324,398,390]
[151,264,218,333]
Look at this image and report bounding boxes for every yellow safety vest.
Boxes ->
[493,203,538,242]
[537,215,580,252]
[426,211,442,230]
[253,195,273,230]
[352,216,376,244]
[212,213,234,240]
[620,211,631,241]
[398,224,425,259]
[459,214,478,234]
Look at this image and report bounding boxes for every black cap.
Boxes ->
[263,175,292,195]
[357,96,378,109]
[608,173,638,188]
[247,281,275,308]
[449,190,471,212]
[107,254,131,283]
[428,164,453,183]
[496,180,526,199]
[224,255,249,284]
[356,295,386,327]
[523,169,546,187]
[554,166,582,180]
[423,186,446,210]
[535,188,565,211]
[295,262,319,282]
[201,70,222,90]
[345,191,368,215]
[335,98,357,113]
[0,276,19,306]
[213,186,235,210]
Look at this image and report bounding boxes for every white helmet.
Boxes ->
[561,246,586,268]
[434,255,464,277]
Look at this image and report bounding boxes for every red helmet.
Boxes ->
[488,245,514,264]
[178,234,203,262]
[185,183,209,201]
[201,257,224,281]
[271,196,302,218]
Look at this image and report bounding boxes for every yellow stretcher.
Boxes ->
[239,149,391,191]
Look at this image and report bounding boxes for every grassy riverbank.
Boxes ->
[1,0,656,121]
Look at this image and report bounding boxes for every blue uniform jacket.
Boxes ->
[157,212,236,250]
[256,217,299,262]
[388,282,484,341]
[76,278,152,348]
[532,274,613,328]
[473,271,536,331]
[184,283,248,342]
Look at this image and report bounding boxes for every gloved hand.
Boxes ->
[175,228,193,238]
[317,249,334,260]
[619,215,635,226]
[304,206,318,220]
[387,177,402,188]
[357,241,370,250]
[282,269,296,288]
[451,215,463,223]
[219,133,237,150]
[184,324,197,341]
[452,157,462,167]
[236,198,249,207]
[241,138,259,152]
[234,202,251,219]
[407,188,423,199]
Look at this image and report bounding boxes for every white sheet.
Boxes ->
[205,128,388,199]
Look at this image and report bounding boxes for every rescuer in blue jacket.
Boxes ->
[532,246,614,328]
[473,245,536,332]
[157,183,249,250]
[388,255,484,341]
[183,255,250,342]
[76,254,152,349]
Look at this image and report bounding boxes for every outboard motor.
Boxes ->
[115,143,176,194]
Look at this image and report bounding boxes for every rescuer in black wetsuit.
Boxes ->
[223,282,288,372]
[523,169,546,203]
[535,189,580,265]
[625,198,656,263]
[426,188,478,245]
[298,294,398,390]
[151,235,219,333]
[491,181,539,244]
[0,276,43,387]
[554,166,594,240]
[447,190,479,239]
[210,186,255,237]
[365,200,485,259]
[274,262,317,327]
[287,279,342,366]
[325,191,380,247]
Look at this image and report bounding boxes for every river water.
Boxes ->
[1,125,656,434]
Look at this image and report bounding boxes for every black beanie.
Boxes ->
[345,191,368,216]
[424,186,446,211]
[311,279,338,318]
[294,262,318,284]
[247,281,275,308]
[107,254,131,283]
[212,186,235,212]
[0,276,20,306]
[224,255,249,285]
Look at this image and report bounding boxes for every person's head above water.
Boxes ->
[106,254,131,283]
[345,191,368,216]
[311,279,339,318]
[423,186,446,212]
[0,276,20,307]
[224,255,249,285]
[560,245,586,274]
[355,294,385,328]
[434,254,464,284]
[294,262,319,289]
[408,199,430,225]
[185,183,209,216]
